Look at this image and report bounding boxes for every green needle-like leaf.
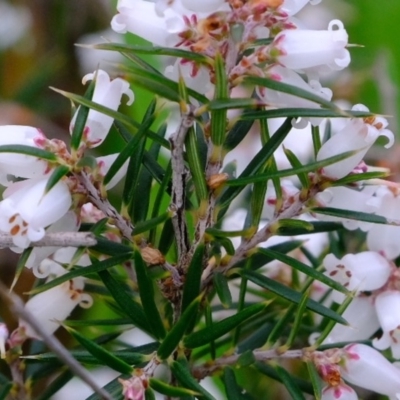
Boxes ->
[170,360,217,400]
[223,368,249,400]
[98,269,152,334]
[275,365,307,400]
[213,272,232,309]
[133,249,166,339]
[241,270,347,324]
[157,296,201,360]
[0,144,57,162]
[310,207,400,225]
[44,165,70,193]
[184,301,269,349]
[64,327,133,374]
[181,243,205,314]
[149,378,200,397]
[69,74,95,151]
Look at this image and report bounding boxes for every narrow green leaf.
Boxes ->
[224,111,254,151]
[275,220,342,236]
[275,365,307,400]
[24,349,150,366]
[285,289,311,348]
[150,161,172,244]
[260,249,349,294]
[98,269,152,334]
[126,64,208,104]
[65,327,133,374]
[0,144,57,162]
[44,165,70,193]
[255,362,314,395]
[157,296,201,360]
[27,254,132,295]
[134,249,166,339]
[307,362,323,400]
[330,170,390,186]
[145,388,156,400]
[91,237,132,256]
[213,272,232,309]
[132,212,171,236]
[85,375,126,400]
[241,270,347,324]
[218,118,293,213]
[0,379,12,400]
[311,126,322,157]
[185,127,208,201]
[90,42,212,66]
[104,116,154,186]
[283,147,310,188]
[225,149,359,186]
[310,207,399,225]
[184,302,269,349]
[158,218,176,256]
[242,76,343,111]
[223,368,248,400]
[211,52,228,146]
[149,378,200,397]
[181,243,205,313]
[70,74,95,150]
[10,247,32,291]
[170,360,217,400]
[114,118,170,150]
[232,240,304,271]
[134,125,166,222]
[240,108,373,121]
[34,370,74,400]
[206,97,262,111]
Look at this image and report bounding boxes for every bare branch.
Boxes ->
[0,280,113,400]
[0,232,97,249]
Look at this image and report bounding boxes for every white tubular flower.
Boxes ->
[19,277,92,340]
[111,0,184,47]
[373,291,400,358]
[280,0,322,16]
[323,252,391,302]
[321,383,357,400]
[96,153,129,190]
[341,343,400,398]
[0,125,49,185]
[314,186,378,231]
[272,20,350,72]
[367,187,400,260]
[319,297,379,345]
[0,178,72,249]
[70,70,134,148]
[317,105,394,180]
[158,0,227,13]
[259,65,332,125]
[164,59,212,94]
[25,211,79,272]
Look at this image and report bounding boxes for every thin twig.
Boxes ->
[193,349,304,379]
[77,171,134,241]
[169,107,195,267]
[0,281,113,400]
[0,232,97,249]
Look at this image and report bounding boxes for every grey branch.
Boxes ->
[0,281,113,400]
[0,232,97,249]
[77,171,134,241]
[193,349,304,379]
[169,107,195,265]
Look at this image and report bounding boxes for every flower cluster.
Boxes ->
[0,69,133,344]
